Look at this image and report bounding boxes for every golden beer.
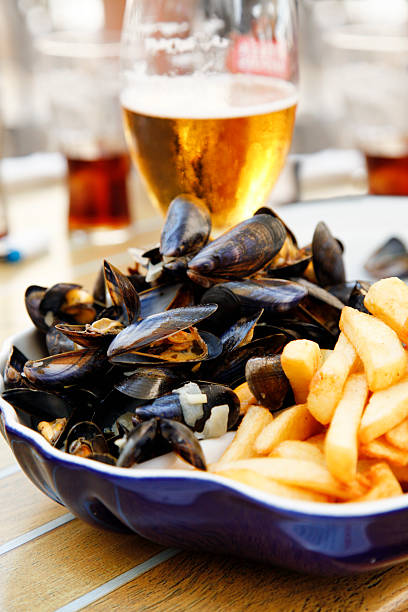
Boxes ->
[122,74,297,229]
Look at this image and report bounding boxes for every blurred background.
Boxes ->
[1,0,408,217]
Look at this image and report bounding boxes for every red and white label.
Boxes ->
[227,35,290,79]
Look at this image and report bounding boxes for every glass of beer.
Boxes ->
[327,25,408,196]
[38,31,132,243]
[120,0,298,230]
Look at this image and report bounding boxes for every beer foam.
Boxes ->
[121,73,298,119]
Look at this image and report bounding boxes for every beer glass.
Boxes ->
[121,0,298,230]
[38,32,132,243]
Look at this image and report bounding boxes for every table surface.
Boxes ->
[2,179,408,612]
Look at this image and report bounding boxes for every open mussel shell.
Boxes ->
[134,381,239,433]
[65,421,108,457]
[115,367,183,400]
[2,388,72,425]
[217,279,307,313]
[159,418,206,470]
[220,308,263,352]
[25,285,48,332]
[266,244,312,279]
[139,283,192,319]
[116,419,161,467]
[312,221,345,287]
[365,237,408,279]
[107,304,218,358]
[199,333,289,387]
[55,318,124,348]
[109,330,222,366]
[40,283,96,325]
[3,345,29,390]
[103,260,140,326]
[187,214,286,285]
[46,326,77,355]
[160,194,211,258]
[23,348,108,389]
[245,355,289,411]
[199,285,242,336]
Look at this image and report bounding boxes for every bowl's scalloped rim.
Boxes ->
[2,328,408,520]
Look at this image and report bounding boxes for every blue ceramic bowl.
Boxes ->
[2,328,408,575]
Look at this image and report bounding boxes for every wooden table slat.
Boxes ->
[0,521,162,612]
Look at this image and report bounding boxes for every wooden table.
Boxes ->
[1,179,408,612]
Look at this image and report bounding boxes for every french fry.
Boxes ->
[364,277,408,345]
[307,332,358,424]
[385,418,408,450]
[280,339,321,404]
[325,373,369,483]
[306,433,326,453]
[360,437,408,466]
[359,378,408,444]
[339,306,407,392]
[389,464,408,483]
[210,457,367,500]
[270,440,325,465]
[216,468,331,502]
[254,404,320,455]
[352,463,403,502]
[217,405,273,464]
[233,381,257,415]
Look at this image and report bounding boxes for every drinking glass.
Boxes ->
[327,25,408,196]
[121,0,298,230]
[38,31,132,243]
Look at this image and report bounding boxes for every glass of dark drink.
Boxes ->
[328,25,408,196]
[38,32,132,243]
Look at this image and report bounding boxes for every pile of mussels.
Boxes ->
[2,196,370,471]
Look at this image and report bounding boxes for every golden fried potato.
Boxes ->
[270,440,325,465]
[340,306,407,392]
[364,277,408,344]
[254,404,320,455]
[307,332,358,425]
[385,418,408,451]
[281,339,321,404]
[352,462,403,502]
[359,378,408,444]
[233,381,257,415]
[360,437,408,466]
[217,405,273,464]
[211,457,367,500]
[325,373,368,483]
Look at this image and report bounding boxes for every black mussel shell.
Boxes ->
[139,283,185,319]
[65,421,108,456]
[40,283,96,325]
[107,305,218,358]
[220,309,263,352]
[160,194,211,258]
[25,285,48,332]
[266,243,312,279]
[103,260,140,326]
[46,326,76,355]
[218,279,307,313]
[245,355,289,411]
[115,367,183,400]
[2,388,72,422]
[89,453,117,465]
[159,418,206,470]
[3,345,29,390]
[23,348,108,389]
[187,215,286,283]
[116,419,160,467]
[109,330,222,367]
[55,319,124,348]
[135,381,240,433]
[293,277,345,311]
[312,222,345,287]
[347,281,371,313]
[365,237,408,279]
[199,285,242,336]
[196,333,289,388]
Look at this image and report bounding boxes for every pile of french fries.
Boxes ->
[210,277,408,503]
